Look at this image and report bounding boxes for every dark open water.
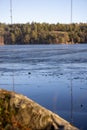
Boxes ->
[0,44,87,130]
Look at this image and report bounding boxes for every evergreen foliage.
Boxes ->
[0,22,87,44]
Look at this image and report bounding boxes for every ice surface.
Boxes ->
[0,44,87,129]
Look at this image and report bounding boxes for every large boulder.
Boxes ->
[0,89,79,130]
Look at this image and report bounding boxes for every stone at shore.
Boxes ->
[0,89,79,130]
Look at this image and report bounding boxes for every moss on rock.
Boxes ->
[0,89,79,130]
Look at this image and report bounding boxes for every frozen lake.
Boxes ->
[0,44,87,130]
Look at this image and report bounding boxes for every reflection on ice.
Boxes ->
[0,44,87,129]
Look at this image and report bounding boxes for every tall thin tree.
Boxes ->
[10,0,13,24]
[71,0,73,44]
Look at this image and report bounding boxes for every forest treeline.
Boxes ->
[0,22,87,44]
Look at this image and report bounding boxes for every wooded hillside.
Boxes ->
[0,22,87,44]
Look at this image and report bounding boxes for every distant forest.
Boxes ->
[0,22,87,44]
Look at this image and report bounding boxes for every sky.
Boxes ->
[0,0,87,24]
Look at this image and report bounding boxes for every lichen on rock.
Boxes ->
[0,89,79,130]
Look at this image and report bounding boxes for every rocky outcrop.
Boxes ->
[0,89,79,130]
[0,36,4,45]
